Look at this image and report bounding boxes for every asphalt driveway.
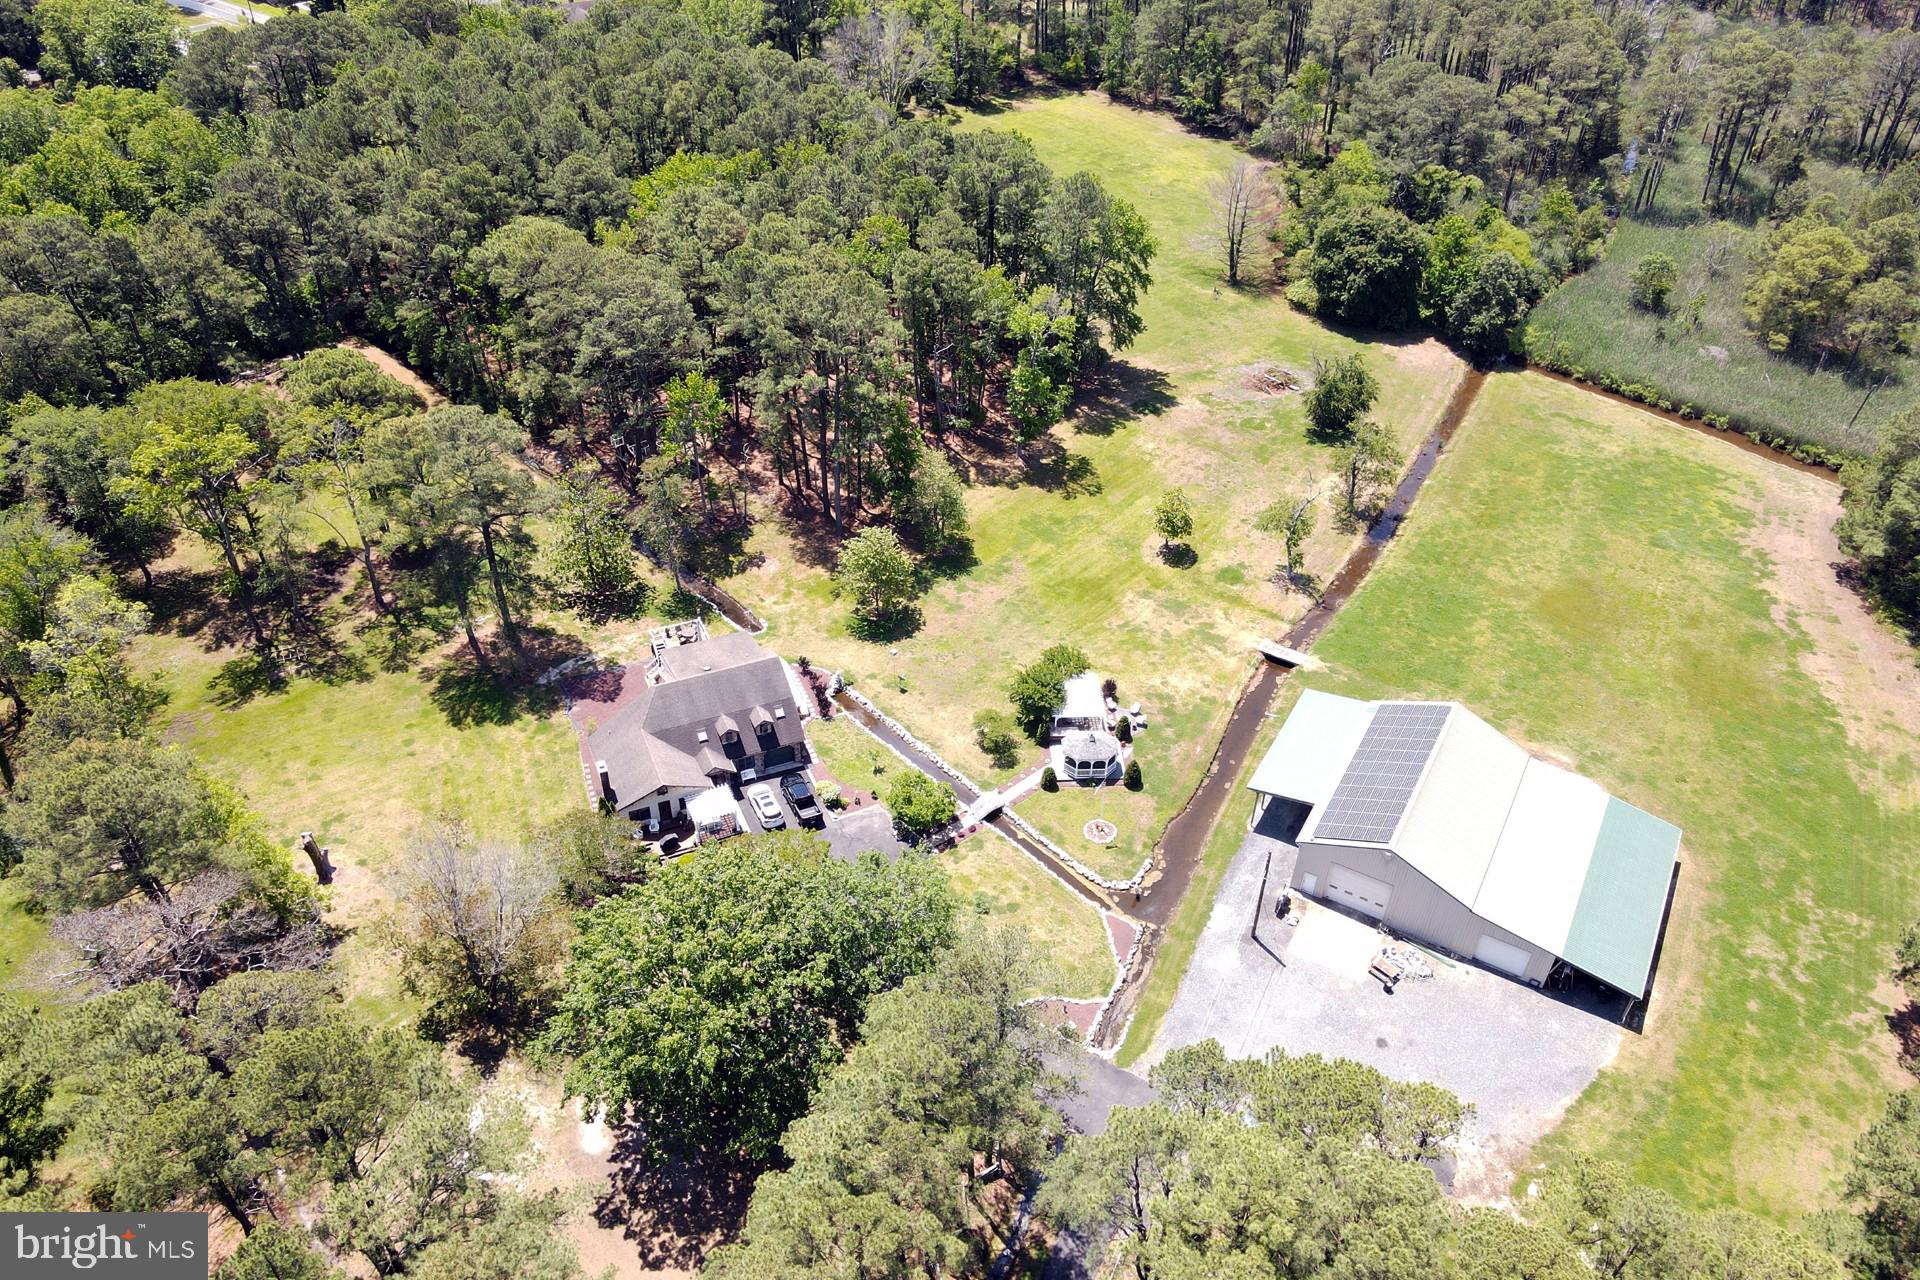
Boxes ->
[1150,807,1626,1198]
[823,805,904,863]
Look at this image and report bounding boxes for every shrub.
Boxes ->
[1040,766,1058,792]
[885,771,956,836]
[972,710,1022,770]
[1123,759,1143,791]
[1627,252,1679,313]
[1116,716,1133,744]
[816,780,843,810]
[1303,353,1381,443]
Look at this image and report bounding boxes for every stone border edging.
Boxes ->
[834,682,991,798]
[833,677,1151,1051]
[1002,807,1153,893]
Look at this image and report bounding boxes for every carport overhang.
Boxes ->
[1247,689,1375,811]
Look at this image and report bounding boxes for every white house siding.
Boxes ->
[619,785,702,824]
[1291,840,1556,985]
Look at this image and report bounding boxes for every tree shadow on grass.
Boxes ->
[1157,542,1198,569]
[143,565,230,641]
[357,606,456,675]
[848,603,924,644]
[208,653,288,708]
[424,653,561,728]
[595,1132,760,1271]
[1887,1002,1920,1079]
[922,537,980,581]
[1023,442,1103,498]
[1071,362,1175,437]
[422,626,584,728]
[772,501,846,572]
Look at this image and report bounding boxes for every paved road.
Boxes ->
[167,0,272,24]
[1051,1049,1153,1137]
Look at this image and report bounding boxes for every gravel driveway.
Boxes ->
[1149,809,1627,1198]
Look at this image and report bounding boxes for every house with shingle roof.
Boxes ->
[588,632,812,828]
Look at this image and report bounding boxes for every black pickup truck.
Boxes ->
[780,772,825,825]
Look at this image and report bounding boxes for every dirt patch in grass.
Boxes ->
[336,338,449,408]
[1742,471,1920,794]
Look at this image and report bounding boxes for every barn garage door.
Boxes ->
[1326,864,1393,919]
[1474,934,1533,977]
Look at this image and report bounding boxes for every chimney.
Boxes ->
[595,760,615,804]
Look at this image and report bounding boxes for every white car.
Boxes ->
[746,784,785,829]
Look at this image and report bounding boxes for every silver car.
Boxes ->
[746,783,785,830]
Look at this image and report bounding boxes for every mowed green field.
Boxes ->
[726,92,1466,881]
[1300,370,1919,1217]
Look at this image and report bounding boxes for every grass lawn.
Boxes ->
[1295,369,1920,1218]
[786,715,1119,997]
[0,879,50,997]
[807,715,909,798]
[940,835,1117,1000]
[1524,147,1917,460]
[725,92,1465,894]
[1014,773,1161,882]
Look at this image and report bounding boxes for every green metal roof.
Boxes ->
[1559,797,1681,996]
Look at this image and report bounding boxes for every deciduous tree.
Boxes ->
[885,770,955,836]
[541,835,955,1159]
[1152,488,1194,550]
[1302,353,1378,443]
[834,526,917,625]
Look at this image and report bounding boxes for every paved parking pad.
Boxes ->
[824,805,903,863]
[1153,822,1624,1198]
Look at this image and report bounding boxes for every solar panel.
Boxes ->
[1311,703,1450,842]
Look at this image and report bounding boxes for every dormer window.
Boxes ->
[756,720,774,737]
[720,729,740,746]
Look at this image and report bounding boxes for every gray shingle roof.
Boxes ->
[588,635,804,807]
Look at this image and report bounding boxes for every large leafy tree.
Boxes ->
[708,929,1065,1278]
[5,737,223,910]
[834,526,917,625]
[1309,205,1426,330]
[1007,642,1090,739]
[0,506,91,721]
[113,380,280,650]
[1301,352,1379,443]
[367,406,544,673]
[390,820,566,1040]
[1042,1042,1456,1280]
[540,466,639,612]
[1846,1092,1920,1278]
[0,996,63,1202]
[30,0,175,89]
[6,403,170,586]
[1039,172,1155,359]
[541,834,956,1160]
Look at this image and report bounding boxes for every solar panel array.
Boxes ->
[1312,703,1451,843]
